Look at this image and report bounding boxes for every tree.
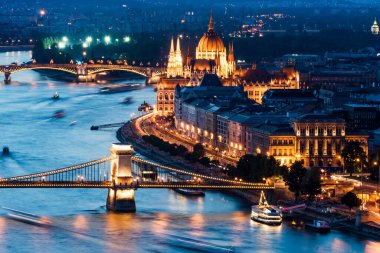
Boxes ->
[192,143,205,161]
[341,192,362,210]
[285,161,307,199]
[301,167,321,200]
[341,141,367,176]
[199,157,211,167]
[236,154,281,182]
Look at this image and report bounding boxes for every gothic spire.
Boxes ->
[208,12,214,32]
[170,36,175,53]
[176,36,181,53]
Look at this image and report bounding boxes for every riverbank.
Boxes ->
[0,45,34,52]
[118,113,380,241]
[116,117,265,204]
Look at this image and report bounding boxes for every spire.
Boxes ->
[170,36,175,53]
[176,36,181,53]
[208,12,214,32]
[228,41,235,62]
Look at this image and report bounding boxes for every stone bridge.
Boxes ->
[0,64,165,84]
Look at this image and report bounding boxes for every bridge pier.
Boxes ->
[4,72,11,84]
[146,75,161,85]
[76,74,96,83]
[106,143,136,212]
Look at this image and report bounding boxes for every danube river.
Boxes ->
[0,52,378,253]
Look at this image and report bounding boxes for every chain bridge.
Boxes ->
[0,64,165,84]
[0,144,273,212]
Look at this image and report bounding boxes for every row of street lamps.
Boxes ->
[57,36,131,49]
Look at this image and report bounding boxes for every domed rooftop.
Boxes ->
[197,16,225,53]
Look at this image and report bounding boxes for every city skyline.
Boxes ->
[0,1,380,252]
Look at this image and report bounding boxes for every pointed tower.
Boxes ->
[167,36,182,78]
[208,13,215,32]
[227,42,236,76]
[371,18,379,35]
[186,46,192,66]
[175,36,183,77]
[170,36,175,54]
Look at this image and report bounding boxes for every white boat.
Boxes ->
[52,92,60,100]
[251,191,282,225]
[3,207,52,226]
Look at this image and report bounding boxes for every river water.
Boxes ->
[0,51,378,253]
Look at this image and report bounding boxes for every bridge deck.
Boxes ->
[0,181,274,189]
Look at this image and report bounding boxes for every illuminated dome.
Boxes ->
[197,16,225,53]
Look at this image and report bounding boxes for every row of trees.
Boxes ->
[32,35,163,64]
[284,161,322,200]
[142,135,214,166]
[142,135,188,156]
[230,154,284,182]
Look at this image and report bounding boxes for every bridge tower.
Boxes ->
[106,143,136,212]
[4,71,11,84]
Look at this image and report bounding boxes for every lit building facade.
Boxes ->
[239,66,300,104]
[158,15,236,116]
[166,15,236,79]
[247,115,369,168]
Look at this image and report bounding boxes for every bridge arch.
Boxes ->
[88,68,149,77]
[10,66,77,75]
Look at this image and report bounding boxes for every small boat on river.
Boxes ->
[122,96,133,104]
[54,110,65,118]
[52,92,60,100]
[138,101,153,112]
[99,84,142,94]
[3,207,52,226]
[251,191,282,225]
[305,220,331,233]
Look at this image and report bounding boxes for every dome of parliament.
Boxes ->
[197,16,225,53]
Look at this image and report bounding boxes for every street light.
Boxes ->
[86,36,93,44]
[104,36,111,45]
[62,36,69,43]
[58,42,65,49]
[374,161,379,195]
[123,36,131,43]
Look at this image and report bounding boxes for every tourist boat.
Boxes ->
[54,110,65,118]
[305,220,331,233]
[251,191,282,225]
[52,92,60,100]
[138,101,153,112]
[173,188,205,197]
[99,84,142,94]
[4,207,52,226]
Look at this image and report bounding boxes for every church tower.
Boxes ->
[227,42,236,76]
[167,37,177,78]
[167,36,183,78]
[175,37,183,77]
[371,18,379,35]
